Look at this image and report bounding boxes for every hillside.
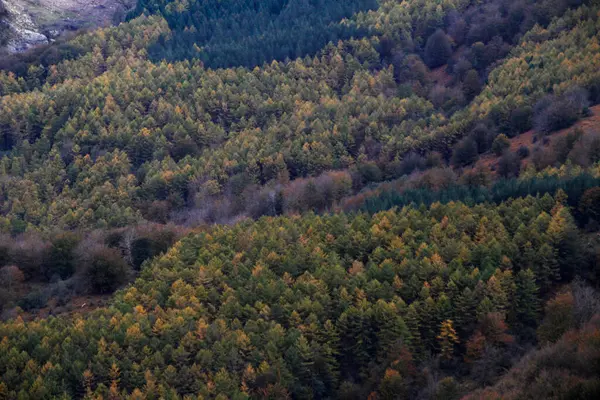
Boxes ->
[1,0,599,233]
[1,195,598,399]
[1,0,600,399]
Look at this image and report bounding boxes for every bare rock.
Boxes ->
[0,0,135,54]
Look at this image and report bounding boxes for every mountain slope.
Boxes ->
[1,1,600,398]
[1,195,595,398]
[1,0,599,233]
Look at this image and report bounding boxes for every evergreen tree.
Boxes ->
[424,29,452,68]
[511,269,540,335]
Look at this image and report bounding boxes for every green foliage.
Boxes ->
[511,269,539,335]
[360,173,600,215]
[0,0,597,232]
[17,289,48,311]
[45,232,79,280]
[1,1,599,397]
[462,69,481,101]
[131,0,378,68]
[492,134,510,156]
[0,195,592,398]
[424,29,452,68]
[86,247,130,294]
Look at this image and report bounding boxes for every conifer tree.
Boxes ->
[437,320,459,360]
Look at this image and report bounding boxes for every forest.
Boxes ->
[1,0,600,398]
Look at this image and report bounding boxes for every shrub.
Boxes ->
[86,247,130,294]
[0,238,10,266]
[131,237,154,270]
[9,235,49,280]
[497,151,520,178]
[492,134,510,156]
[517,146,530,159]
[531,146,556,170]
[553,135,576,164]
[144,200,172,224]
[18,290,48,311]
[0,265,25,291]
[587,135,600,163]
[105,231,124,248]
[537,290,575,344]
[451,137,479,167]
[357,162,383,184]
[397,152,426,176]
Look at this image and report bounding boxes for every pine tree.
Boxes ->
[424,29,452,68]
[405,303,423,357]
[535,243,560,292]
[512,269,540,334]
[437,320,459,360]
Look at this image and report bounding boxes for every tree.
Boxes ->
[509,106,533,135]
[535,243,560,292]
[492,134,510,156]
[437,319,459,360]
[547,205,581,280]
[424,30,453,68]
[512,269,539,334]
[497,151,520,178]
[45,232,79,280]
[537,289,575,343]
[533,87,589,134]
[452,137,479,167]
[85,247,130,294]
[579,187,600,223]
[462,69,481,100]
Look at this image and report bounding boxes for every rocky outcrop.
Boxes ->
[1,0,48,53]
[0,0,134,54]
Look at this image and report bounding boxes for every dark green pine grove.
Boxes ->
[130,0,379,68]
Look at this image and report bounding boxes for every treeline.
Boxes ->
[130,0,377,68]
[0,194,598,398]
[360,173,600,217]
